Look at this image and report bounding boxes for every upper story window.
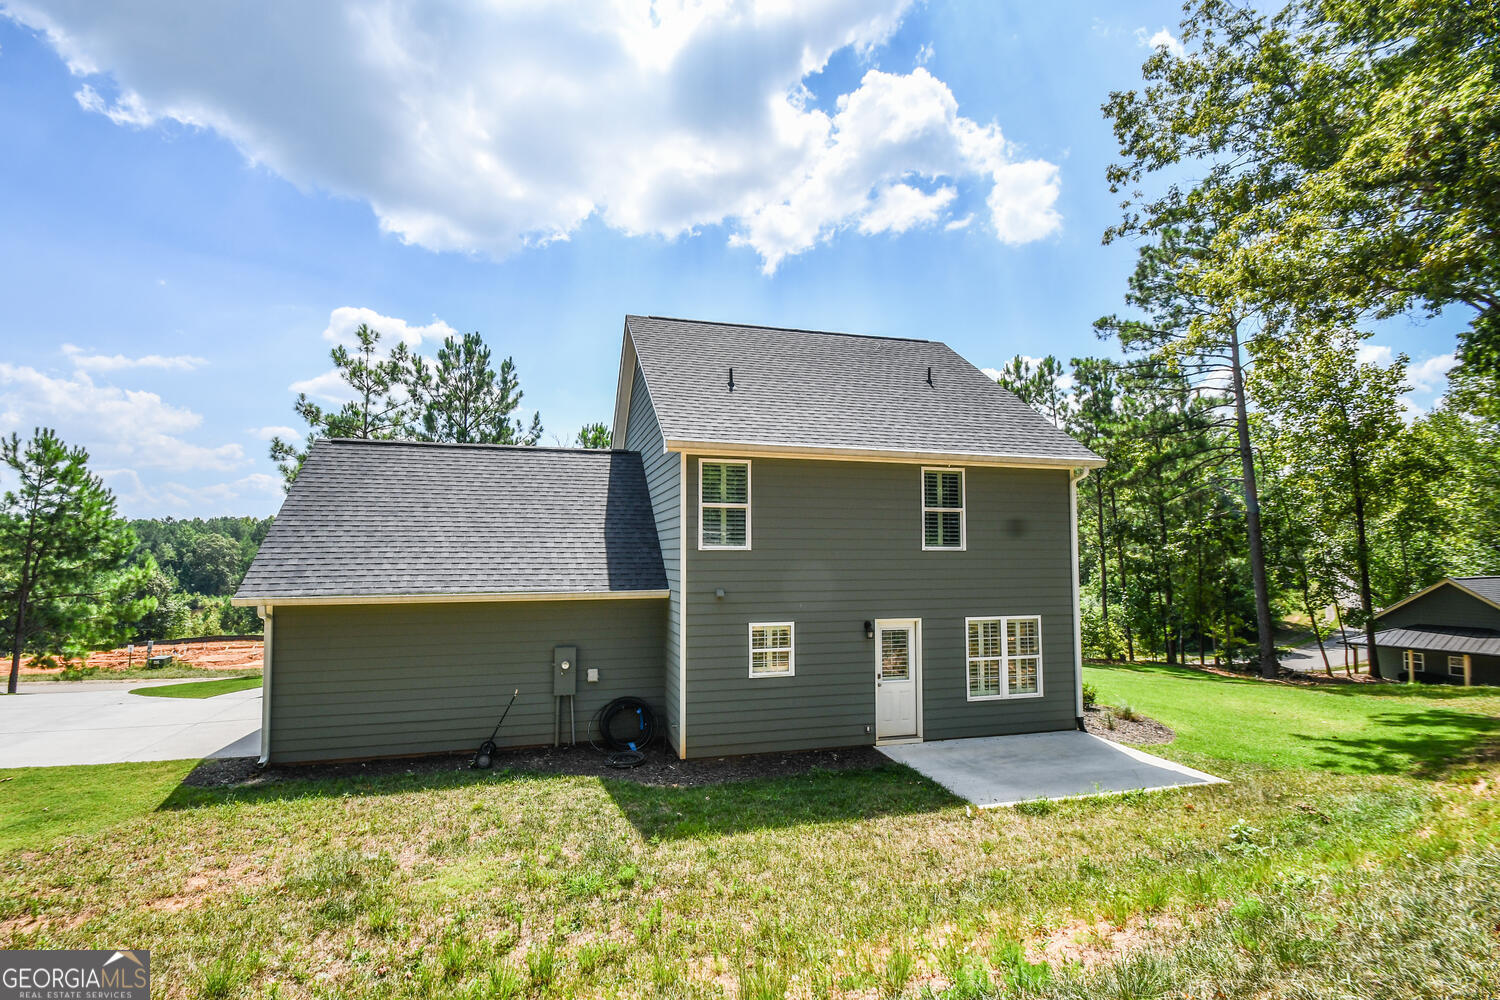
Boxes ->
[700,460,750,549]
[922,468,965,550]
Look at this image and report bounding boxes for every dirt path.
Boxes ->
[19,639,263,675]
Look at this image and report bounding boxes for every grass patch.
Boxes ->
[2,671,1497,997]
[35,664,261,683]
[0,759,197,853]
[1085,661,1500,775]
[129,675,261,699]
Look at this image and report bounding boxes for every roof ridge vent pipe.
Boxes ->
[926,366,934,387]
[728,366,735,391]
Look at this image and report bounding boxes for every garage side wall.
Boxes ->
[268,599,667,763]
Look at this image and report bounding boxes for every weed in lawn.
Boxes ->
[994,939,1051,992]
[526,943,557,987]
[200,950,260,1000]
[1114,703,1141,722]
[738,959,789,1000]
[882,947,914,996]
[485,960,525,999]
[1014,797,1056,816]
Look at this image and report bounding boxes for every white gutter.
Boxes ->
[258,604,273,766]
[231,589,669,608]
[662,439,1105,470]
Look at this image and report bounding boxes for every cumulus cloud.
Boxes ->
[7,1,1061,272]
[0,362,244,471]
[320,305,456,347]
[61,343,207,372]
[251,425,300,441]
[1358,343,1458,416]
[1136,26,1186,58]
[102,468,283,516]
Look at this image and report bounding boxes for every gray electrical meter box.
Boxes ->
[553,646,577,696]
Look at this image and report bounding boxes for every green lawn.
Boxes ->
[129,675,262,699]
[2,666,1497,999]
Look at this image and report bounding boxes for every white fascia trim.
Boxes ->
[1376,577,1500,618]
[232,589,669,608]
[258,604,272,766]
[610,324,638,448]
[663,438,1106,470]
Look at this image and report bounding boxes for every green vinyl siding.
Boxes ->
[267,599,665,763]
[683,457,1078,757]
[622,362,683,752]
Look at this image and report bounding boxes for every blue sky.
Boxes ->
[0,2,1466,518]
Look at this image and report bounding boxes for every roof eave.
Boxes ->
[1376,577,1500,618]
[232,588,671,608]
[662,438,1105,469]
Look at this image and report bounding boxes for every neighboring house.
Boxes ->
[235,316,1103,763]
[1363,576,1500,686]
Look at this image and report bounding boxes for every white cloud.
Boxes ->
[8,2,1061,273]
[1135,26,1186,58]
[61,343,207,372]
[1356,343,1395,367]
[251,425,300,441]
[321,305,456,347]
[944,213,973,231]
[1407,352,1456,393]
[1358,343,1458,416]
[0,362,244,471]
[915,41,934,65]
[102,468,283,515]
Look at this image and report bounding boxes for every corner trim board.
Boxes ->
[678,450,689,759]
[258,604,273,765]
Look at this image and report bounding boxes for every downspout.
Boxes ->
[258,604,273,766]
[1070,468,1089,730]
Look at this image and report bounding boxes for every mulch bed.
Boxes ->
[182,743,892,790]
[1083,706,1175,746]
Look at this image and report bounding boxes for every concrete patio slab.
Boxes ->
[878,731,1223,808]
[0,684,261,768]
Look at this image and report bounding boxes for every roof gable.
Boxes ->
[619,315,1101,467]
[236,439,667,601]
[1377,577,1500,620]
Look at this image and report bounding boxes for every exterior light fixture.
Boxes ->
[864,620,875,639]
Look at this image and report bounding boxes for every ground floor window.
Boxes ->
[1403,649,1424,673]
[1448,654,1465,676]
[966,615,1042,700]
[748,622,794,677]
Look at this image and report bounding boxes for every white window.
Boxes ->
[1448,654,1465,676]
[700,460,750,549]
[749,622,794,677]
[966,615,1042,700]
[922,468,965,550]
[1403,649,1424,673]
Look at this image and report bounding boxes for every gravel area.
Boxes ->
[183,742,892,790]
[1083,706,1175,746]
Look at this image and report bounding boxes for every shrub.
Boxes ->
[1081,682,1098,710]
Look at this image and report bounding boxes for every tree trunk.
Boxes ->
[1348,447,1382,681]
[1227,321,1279,677]
[1110,486,1135,662]
[7,590,26,695]
[1299,563,1332,676]
[1155,498,1176,664]
[1095,476,1111,660]
[1333,601,1353,676]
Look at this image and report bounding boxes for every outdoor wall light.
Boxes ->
[864,620,875,639]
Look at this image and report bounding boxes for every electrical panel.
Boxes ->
[553,645,577,696]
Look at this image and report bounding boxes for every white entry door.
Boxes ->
[875,619,920,741]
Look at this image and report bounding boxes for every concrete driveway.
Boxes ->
[879,731,1223,808]
[0,681,260,768]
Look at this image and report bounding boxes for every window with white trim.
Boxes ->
[749,622,794,677]
[1448,654,1465,676]
[1403,649,1424,673]
[700,460,750,549]
[966,615,1042,700]
[922,468,965,550]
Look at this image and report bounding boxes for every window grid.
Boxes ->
[1448,654,1465,676]
[922,468,965,550]
[700,460,751,550]
[749,622,794,677]
[966,615,1043,701]
[1404,649,1425,673]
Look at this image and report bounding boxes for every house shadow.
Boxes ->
[154,748,960,839]
[1292,709,1500,779]
[602,452,670,593]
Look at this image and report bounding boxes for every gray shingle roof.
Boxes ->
[625,316,1102,465]
[1354,625,1500,657]
[236,440,667,600]
[1453,576,1500,607]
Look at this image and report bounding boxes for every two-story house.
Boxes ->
[234,316,1103,763]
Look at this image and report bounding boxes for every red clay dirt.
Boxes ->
[20,639,263,675]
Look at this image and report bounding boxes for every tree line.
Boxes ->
[269,324,611,483]
[998,0,1500,675]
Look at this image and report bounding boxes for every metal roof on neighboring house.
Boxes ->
[1349,625,1500,657]
[621,315,1103,467]
[235,439,668,601]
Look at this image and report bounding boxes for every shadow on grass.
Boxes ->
[1293,711,1500,779]
[602,763,959,840]
[156,759,959,840]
